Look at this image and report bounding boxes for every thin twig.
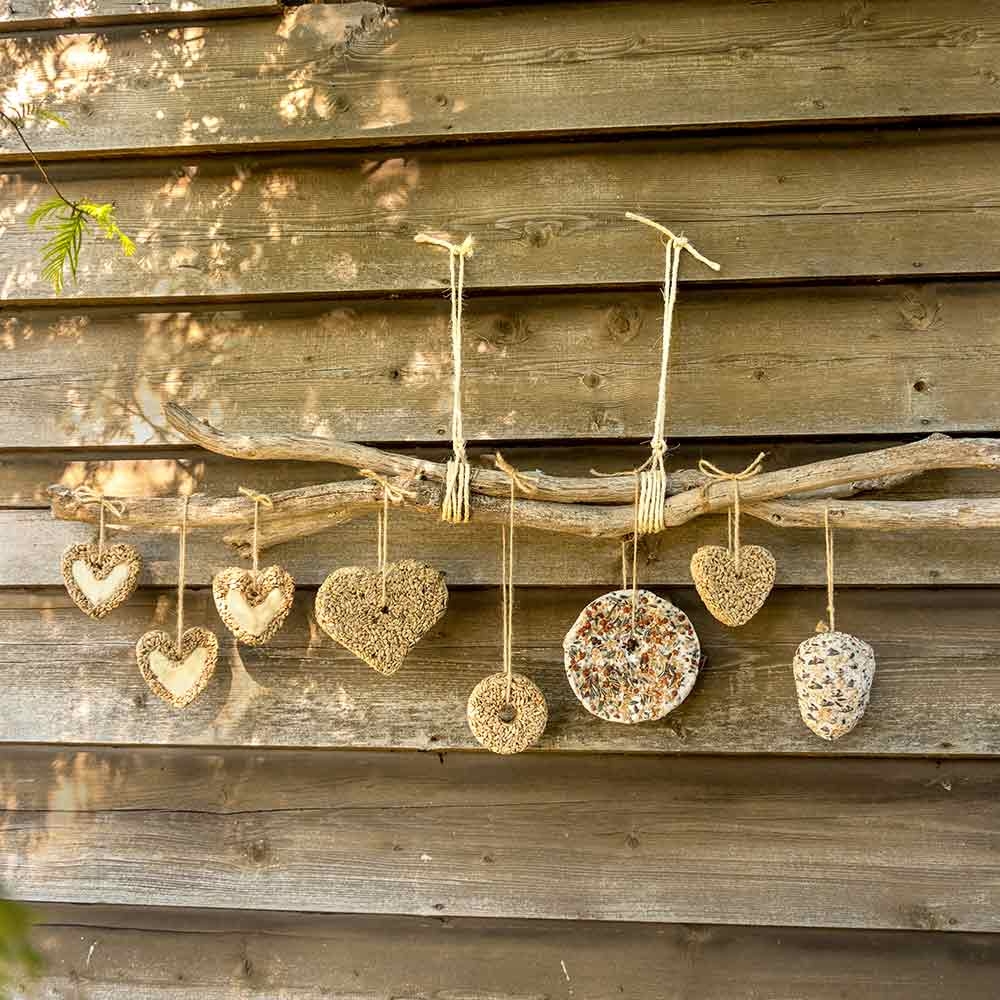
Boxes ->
[0,107,74,208]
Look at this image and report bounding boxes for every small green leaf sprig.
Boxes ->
[1,104,135,293]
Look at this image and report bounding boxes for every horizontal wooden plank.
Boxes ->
[4,1,1000,159]
[0,1,280,32]
[20,903,1000,1000]
[1,587,997,753]
[4,280,1000,445]
[3,748,997,929]
[9,437,1000,507]
[3,129,999,303]
[11,495,1000,586]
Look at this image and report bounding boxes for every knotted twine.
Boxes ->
[72,486,126,559]
[415,232,475,524]
[359,470,409,607]
[493,452,538,706]
[175,495,190,649]
[625,212,720,534]
[697,452,766,574]
[238,486,273,575]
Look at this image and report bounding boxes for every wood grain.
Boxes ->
[4,1,1000,158]
[20,902,1000,1000]
[3,747,997,929]
[1,587,997,754]
[3,280,999,445]
[3,129,1000,302]
[0,0,279,32]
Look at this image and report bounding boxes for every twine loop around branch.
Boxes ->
[415,231,475,524]
[697,452,766,574]
[72,486,127,558]
[625,211,720,534]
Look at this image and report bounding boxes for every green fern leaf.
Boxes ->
[27,197,66,227]
[39,210,86,294]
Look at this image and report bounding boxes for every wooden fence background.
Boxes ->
[2,0,1000,996]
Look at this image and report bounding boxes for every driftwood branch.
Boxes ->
[46,404,1000,554]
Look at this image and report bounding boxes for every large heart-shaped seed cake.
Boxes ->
[213,565,295,646]
[315,560,448,675]
[690,544,776,627]
[61,542,142,619]
[136,627,219,708]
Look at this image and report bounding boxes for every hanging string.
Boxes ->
[625,212,720,534]
[176,495,190,649]
[359,470,409,607]
[415,232,475,524]
[631,471,640,632]
[697,453,766,575]
[824,502,836,633]
[592,468,641,629]
[493,453,538,705]
[71,486,126,559]
[238,486,273,575]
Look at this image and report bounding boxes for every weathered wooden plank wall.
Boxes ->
[2,0,999,996]
[21,905,1000,1000]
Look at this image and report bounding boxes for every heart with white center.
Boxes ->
[136,627,219,708]
[61,542,142,619]
[212,565,295,646]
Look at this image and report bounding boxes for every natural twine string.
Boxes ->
[176,495,190,649]
[824,502,836,633]
[591,470,640,630]
[238,486,273,575]
[359,470,409,606]
[72,486,126,559]
[631,472,640,631]
[493,453,538,704]
[415,232,475,524]
[625,212,720,534]
[697,453,766,574]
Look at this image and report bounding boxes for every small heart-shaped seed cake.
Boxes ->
[792,630,876,741]
[213,565,295,646]
[315,559,448,675]
[61,542,142,619]
[563,589,701,724]
[690,544,776,627]
[136,627,219,708]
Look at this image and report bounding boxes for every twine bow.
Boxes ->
[625,212,720,534]
[238,486,273,574]
[72,486,127,558]
[697,452,766,575]
[415,232,475,524]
